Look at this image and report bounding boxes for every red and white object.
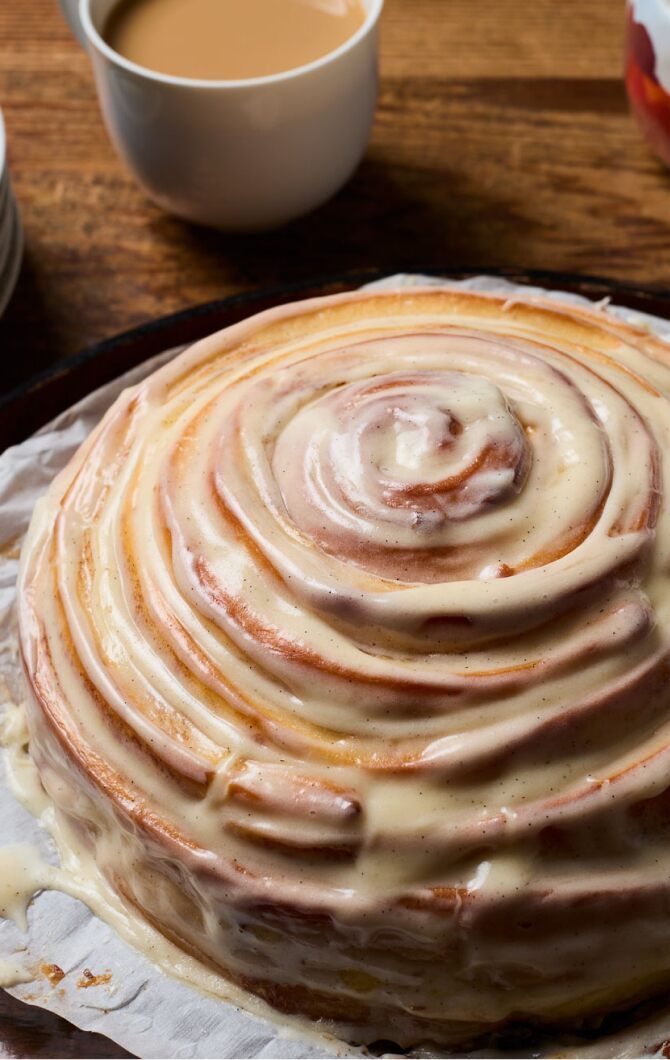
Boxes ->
[626,0,670,166]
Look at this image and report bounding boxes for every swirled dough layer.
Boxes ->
[18,286,670,1048]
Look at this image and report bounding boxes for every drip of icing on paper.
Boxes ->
[0,955,33,987]
[0,843,53,931]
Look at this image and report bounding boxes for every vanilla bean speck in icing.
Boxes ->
[17,286,670,1050]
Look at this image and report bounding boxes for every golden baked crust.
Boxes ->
[18,286,670,1049]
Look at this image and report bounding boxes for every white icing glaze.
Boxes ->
[0,711,353,1056]
[0,956,33,988]
[0,844,52,930]
[16,285,670,1050]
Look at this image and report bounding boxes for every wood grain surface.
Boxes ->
[0,990,131,1059]
[0,0,666,1056]
[0,0,662,397]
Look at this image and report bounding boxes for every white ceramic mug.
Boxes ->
[59,0,383,230]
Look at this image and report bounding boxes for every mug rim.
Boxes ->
[80,0,384,89]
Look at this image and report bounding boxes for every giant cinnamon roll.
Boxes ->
[17,286,670,1049]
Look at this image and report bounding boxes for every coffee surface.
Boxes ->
[103,0,366,80]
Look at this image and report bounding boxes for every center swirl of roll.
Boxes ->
[273,371,531,569]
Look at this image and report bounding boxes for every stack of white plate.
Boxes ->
[0,107,22,319]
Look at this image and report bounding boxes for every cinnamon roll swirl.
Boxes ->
[18,286,670,1049]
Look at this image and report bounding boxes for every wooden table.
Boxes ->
[0,0,661,1054]
[0,0,661,397]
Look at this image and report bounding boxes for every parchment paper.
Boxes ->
[1,275,669,1060]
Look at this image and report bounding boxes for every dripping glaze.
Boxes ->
[16,285,670,1049]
